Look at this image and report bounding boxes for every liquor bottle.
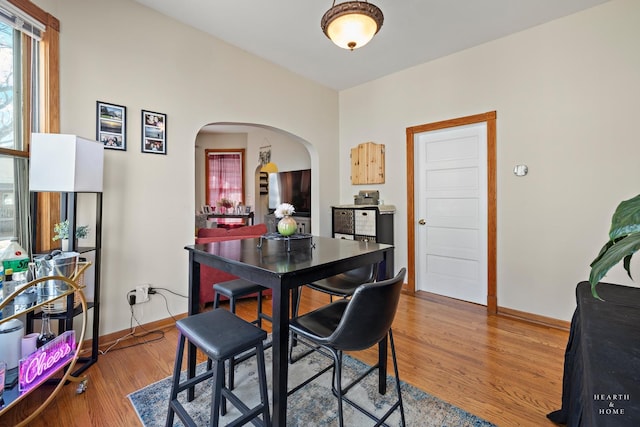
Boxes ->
[36,312,56,348]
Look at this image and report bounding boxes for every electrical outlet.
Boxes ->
[135,284,150,303]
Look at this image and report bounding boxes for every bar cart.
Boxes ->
[0,263,90,426]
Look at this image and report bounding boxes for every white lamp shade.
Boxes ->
[29,133,104,192]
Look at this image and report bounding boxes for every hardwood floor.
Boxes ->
[1,290,569,426]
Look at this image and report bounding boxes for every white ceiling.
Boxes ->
[134,0,609,91]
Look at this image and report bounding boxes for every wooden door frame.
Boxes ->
[406,111,497,313]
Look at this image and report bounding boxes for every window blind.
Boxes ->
[0,1,44,40]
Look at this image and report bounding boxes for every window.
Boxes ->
[0,0,57,254]
[205,149,245,226]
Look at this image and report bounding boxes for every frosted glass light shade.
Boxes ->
[326,13,377,49]
[321,1,384,50]
[29,133,104,192]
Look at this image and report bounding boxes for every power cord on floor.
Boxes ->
[96,293,166,355]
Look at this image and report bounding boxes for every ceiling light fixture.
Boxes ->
[321,1,384,51]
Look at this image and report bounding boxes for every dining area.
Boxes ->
[177,234,403,426]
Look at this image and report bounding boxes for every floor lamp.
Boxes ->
[29,133,104,252]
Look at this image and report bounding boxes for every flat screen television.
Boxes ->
[268,169,311,216]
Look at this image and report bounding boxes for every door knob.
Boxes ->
[418,219,426,225]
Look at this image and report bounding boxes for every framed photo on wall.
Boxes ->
[96,101,126,150]
[141,109,167,155]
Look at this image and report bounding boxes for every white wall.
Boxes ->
[339,0,640,321]
[35,0,338,336]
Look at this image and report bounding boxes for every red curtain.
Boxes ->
[208,153,242,206]
[207,153,243,226]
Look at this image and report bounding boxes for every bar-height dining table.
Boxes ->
[185,235,394,427]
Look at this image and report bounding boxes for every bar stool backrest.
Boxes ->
[326,268,406,351]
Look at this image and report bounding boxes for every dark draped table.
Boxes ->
[185,235,394,427]
[548,281,640,426]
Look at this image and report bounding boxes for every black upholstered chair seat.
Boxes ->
[177,309,266,360]
[289,300,347,345]
[305,263,377,298]
[213,278,266,299]
[213,278,272,326]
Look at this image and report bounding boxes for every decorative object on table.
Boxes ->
[52,220,89,251]
[257,232,314,253]
[275,203,297,236]
[589,193,640,298]
[96,101,126,151]
[217,198,234,214]
[128,347,496,427]
[141,109,167,154]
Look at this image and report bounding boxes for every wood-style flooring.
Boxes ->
[0,289,569,426]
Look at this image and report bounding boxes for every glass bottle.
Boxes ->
[37,312,56,348]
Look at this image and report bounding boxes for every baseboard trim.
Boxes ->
[497,306,570,331]
[413,290,570,331]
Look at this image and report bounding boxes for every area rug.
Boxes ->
[128,344,495,426]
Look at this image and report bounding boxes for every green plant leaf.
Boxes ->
[609,194,640,240]
[589,233,640,297]
[590,239,615,266]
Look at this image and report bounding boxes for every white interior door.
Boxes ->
[415,123,488,304]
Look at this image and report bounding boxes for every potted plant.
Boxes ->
[589,194,640,298]
[52,220,89,251]
[274,203,297,236]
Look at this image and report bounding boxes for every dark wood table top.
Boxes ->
[185,235,393,289]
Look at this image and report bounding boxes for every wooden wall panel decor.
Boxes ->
[350,141,385,184]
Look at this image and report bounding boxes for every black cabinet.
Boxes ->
[331,205,395,278]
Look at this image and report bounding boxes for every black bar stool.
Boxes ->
[213,278,272,328]
[165,309,271,427]
[213,279,272,390]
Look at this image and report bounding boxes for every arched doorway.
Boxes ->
[194,123,312,230]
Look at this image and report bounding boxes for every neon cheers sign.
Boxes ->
[19,331,76,393]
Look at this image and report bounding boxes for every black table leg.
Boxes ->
[187,253,200,401]
[271,285,290,426]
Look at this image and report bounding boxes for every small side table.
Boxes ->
[207,212,254,226]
